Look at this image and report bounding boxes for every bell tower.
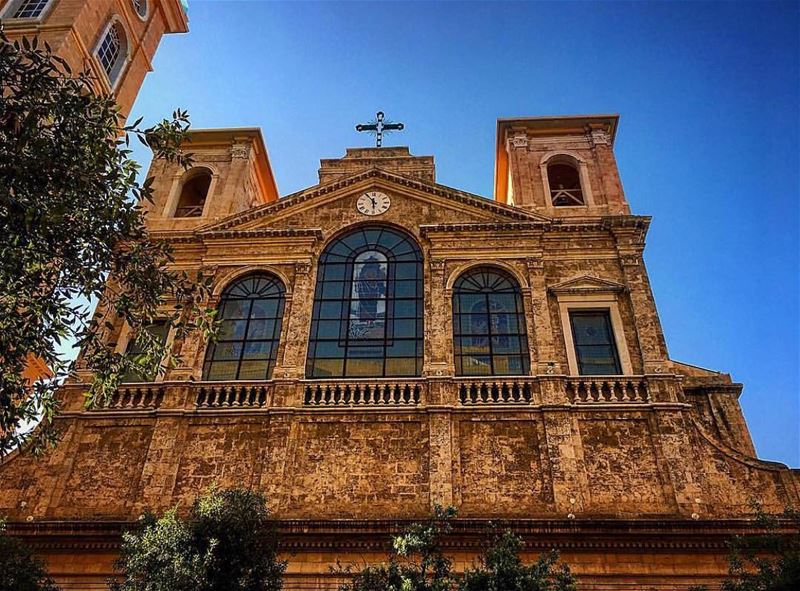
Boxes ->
[494,114,630,216]
[0,0,189,118]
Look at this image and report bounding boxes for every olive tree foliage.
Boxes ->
[459,531,576,591]
[110,487,286,591]
[338,506,577,591]
[339,505,458,591]
[0,31,215,456]
[0,519,60,591]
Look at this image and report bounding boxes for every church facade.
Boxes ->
[1,114,798,589]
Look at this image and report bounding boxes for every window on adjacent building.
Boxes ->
[132,0,148,19]
[96,21,128,87]
[175,169,212,217]
[9,0,50,18]
[306,226,423,378]
[120,320,170,383]
[452,267,530,376]
[548,162,584,206]
[203,274,286,381]
[569,310,622,375]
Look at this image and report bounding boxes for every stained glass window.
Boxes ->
[569,310,622,375]
[203,274,286,381]
[452,268,530,376]
[306,226,423,378]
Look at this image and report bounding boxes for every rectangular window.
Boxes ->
[13,0,49,18]
[121,320,169,383]
[569,310,622,375]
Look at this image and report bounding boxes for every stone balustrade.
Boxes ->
[91,385,165,410]
[565,376,649,404]
[456,378,536,405]
[75,375,666,414]
[303,380,423,406]
[195,383,271,408]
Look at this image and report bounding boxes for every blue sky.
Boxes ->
[128,0,799,465]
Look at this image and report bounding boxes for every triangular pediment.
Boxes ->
[196,168,549,236]
[548,275,627,295]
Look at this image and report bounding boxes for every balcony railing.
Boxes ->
[92,384,165,410]
[457,379,535,405]
[565,377,649,404]
[303,381,422,407]
[78,375,658,414]
[195,383,270,408]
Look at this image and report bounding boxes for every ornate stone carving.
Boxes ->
[507,134,529,149]
[230,143,251,159]
[294,261,312,275]
[620,253,641,267]
[590,129,611,146]
[429,258,446,273]
[525,257,544,271]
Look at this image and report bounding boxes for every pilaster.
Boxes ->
[276,260,315,380]
[525,256,560,374]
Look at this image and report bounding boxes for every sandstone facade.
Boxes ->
[2,117,798,590]
[0,0,188,118]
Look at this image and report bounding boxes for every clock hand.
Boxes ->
[370,196,377,208]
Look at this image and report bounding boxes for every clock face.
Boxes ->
[356,191,391,216]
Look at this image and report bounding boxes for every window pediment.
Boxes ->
[548,275,627,296]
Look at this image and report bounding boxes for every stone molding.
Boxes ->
[8,518,797,552]
[548,275,628,295]
[197,168,548,234]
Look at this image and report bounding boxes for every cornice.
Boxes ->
[202,228,325,241]
[420,222,551,236]
[8,518,794,553]
[195,168,547,234]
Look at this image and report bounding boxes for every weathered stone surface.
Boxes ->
[2,119,798,589]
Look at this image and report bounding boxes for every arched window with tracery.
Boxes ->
[202,274,286,381]
[306,226,423,378]
[452,267,530,376]
[548,160,584,206]
[95,20,128,87]
[175,168,212,217]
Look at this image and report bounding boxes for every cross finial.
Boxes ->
[355,111,404,148]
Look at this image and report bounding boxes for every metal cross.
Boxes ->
[355,111,404,147]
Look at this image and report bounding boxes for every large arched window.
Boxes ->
[203,274,286,381]
[307,226,423,378]
[175,168,212,217]
[95,20,128,87]
[548,161,584,206]
[452,267,530,376]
